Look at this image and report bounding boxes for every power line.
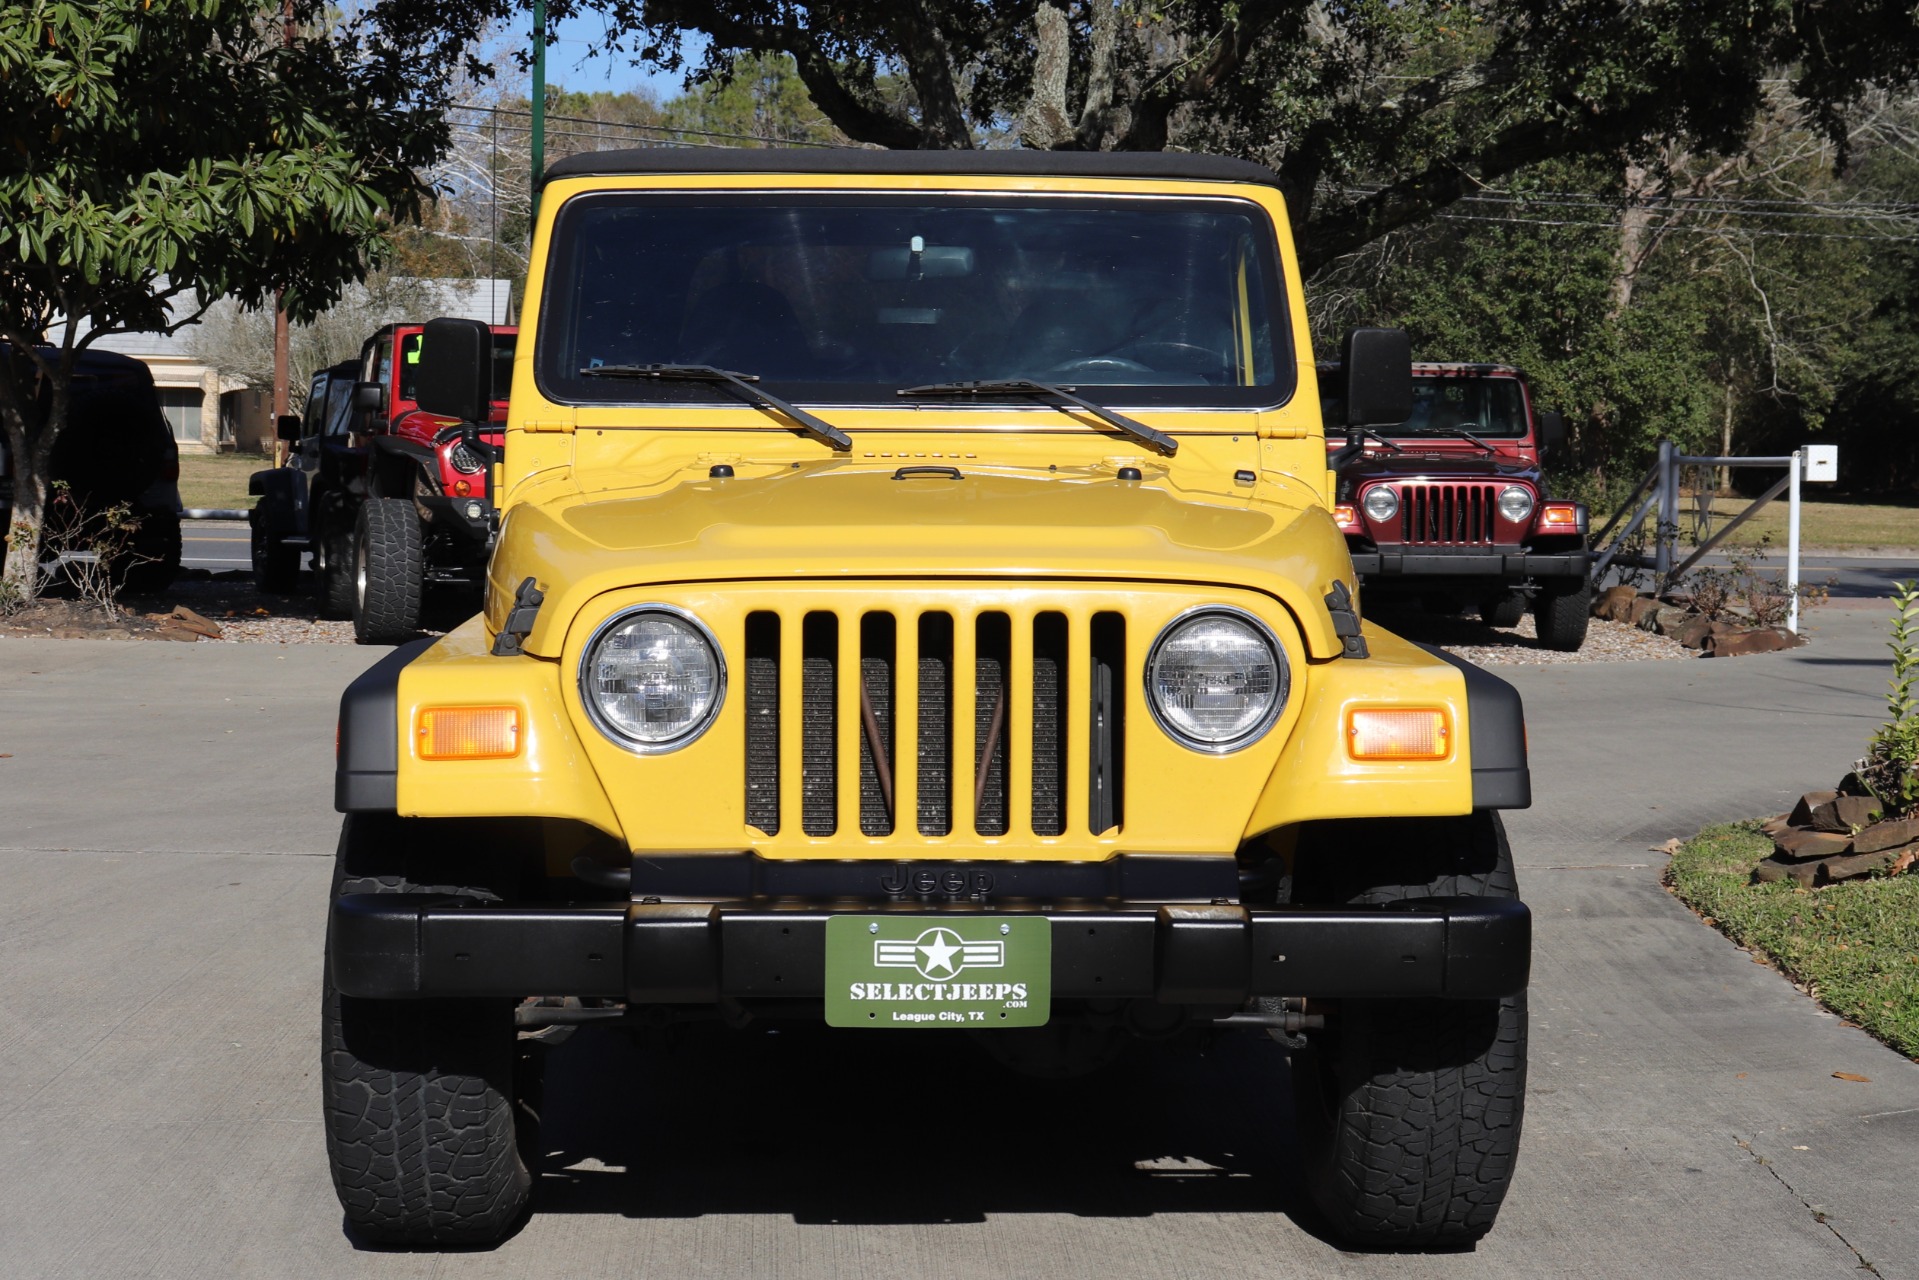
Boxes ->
[1433,211,1919,242]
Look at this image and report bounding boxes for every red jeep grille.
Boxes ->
[1401,483,1499,545]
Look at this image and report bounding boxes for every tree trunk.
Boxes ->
[1610,159,1658,318]
[0,345,71,602]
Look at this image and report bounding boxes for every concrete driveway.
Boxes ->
[1,604,1915,1278]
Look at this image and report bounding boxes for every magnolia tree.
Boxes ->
[0,0,445,598]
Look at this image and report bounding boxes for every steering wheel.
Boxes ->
[1120,342,1221,374]
[1046,356,1155,376]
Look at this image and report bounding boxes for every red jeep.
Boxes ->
[1323,361,1592,651]
[249,322,514,642]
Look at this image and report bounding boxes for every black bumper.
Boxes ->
[1350,549,1590,578]
[417,493,494,549]
[329,893,1531,1005]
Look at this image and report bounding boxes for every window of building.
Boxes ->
[157,387,204,442]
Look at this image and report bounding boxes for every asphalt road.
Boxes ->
[182,519,254,572]
[1,606,1915,1278]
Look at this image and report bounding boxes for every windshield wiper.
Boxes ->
[1404,425,1497,455]
[897,379,1177,456]
[580,363,852,452]
[1328,427,1403,468]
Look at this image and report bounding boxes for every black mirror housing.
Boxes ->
[353,381,386,415]
[1340,327,1412,429]
[414,317,492,423]
[1537,409,1567,453]
[275,413,301,442]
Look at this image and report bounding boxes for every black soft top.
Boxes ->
[543,146,1280,188]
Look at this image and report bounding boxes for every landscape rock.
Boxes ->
[1594,585,1638,621]
[1818,848,1903,883]
[1753,856,1821,887]
[164,606,223,639]
[1808,795,1879,834]
[1702,627,1792,658]
[1837,771,1871,797]
[1772,828,1853,860]
[1854,815,1919,854]
[1669,614,1714,649]
[1627,596,1663,628]
[1789,790,1840,826]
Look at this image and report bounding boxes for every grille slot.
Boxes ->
[744,612,780,835]
[801,612,838,837]
[1402,483,1498,545]
[858,613,896,837]
[743,604,1120,841]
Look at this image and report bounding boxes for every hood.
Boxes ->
[489,465,1353,660]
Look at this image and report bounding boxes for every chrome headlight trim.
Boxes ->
[1361,484,1399,523]
[577,604,727,755]
[1498,485,1535,524]
[1143,605,1290,755]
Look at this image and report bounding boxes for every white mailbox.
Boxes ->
[1803,443,1838,483]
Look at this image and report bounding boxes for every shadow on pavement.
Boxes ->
[525,1021,1327,1234]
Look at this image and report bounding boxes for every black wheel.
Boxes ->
[322,815,532,1245]
[318,521,357,621]
[352,498,423,644]
[116,512,182,596]
[250,517,296,593]
[1289,812,1528,1249]
[1532,577,1591,652]
[1478,592,1527,628]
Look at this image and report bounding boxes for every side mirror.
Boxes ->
[276,414,301,443]
[414,317,492,423]
[1341,327,1412,428]
[353,381,385,415]
[1537,409,1567,454]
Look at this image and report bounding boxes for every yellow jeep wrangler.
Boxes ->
[322,149,1532,1248]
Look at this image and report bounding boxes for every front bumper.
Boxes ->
[329,892,1531,1005]
[1350,548,1590,579]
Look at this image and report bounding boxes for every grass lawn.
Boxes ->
[178,453,265,511]
[1693,496,1919,551]
[1668,821,1919,1059]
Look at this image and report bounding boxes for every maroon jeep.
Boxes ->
[1321,362,1592,651]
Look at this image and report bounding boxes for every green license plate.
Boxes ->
[824,916,1051,1028]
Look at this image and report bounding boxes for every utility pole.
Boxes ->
[272,0,295,464]
[531,0,546,225]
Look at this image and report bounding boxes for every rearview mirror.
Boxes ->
[1340,327,1412,428]
[275,414,301,443]
[1537,409,1567,454]
[414,317,492,423]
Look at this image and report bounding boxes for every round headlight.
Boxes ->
[580,607,725,752]
[1498,485,1535,524]
[448,441,487,474]
[1145,608,1289,753]
[1362,485,1400,523]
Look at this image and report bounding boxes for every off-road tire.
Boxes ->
[352,498,423,644]
[1289,811,1527,1249]
[318,522,357,621]
[1478,592,1526,628]
[251,518,297,593]
[321,815,532,1245]
[1532,577,1591,652]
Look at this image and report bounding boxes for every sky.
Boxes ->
[543,14,703,100]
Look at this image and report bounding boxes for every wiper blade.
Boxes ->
[897,379,1177,456]
[580,363,851,452]
[1404,425,1496,454]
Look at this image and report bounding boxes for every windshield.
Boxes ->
[537,193,1291,409]
[1323,375,1529,439]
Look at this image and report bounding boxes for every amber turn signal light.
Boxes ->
[417,706,521,760]
[1332,502,1362,534]
[1537,501,1583,531]
[1347,708,1450,760]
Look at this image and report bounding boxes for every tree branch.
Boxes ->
[1117,10,1279,151]
[1019,1,1074,149]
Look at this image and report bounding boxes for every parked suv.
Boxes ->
[1322,362,1591,650]
[324,150,1535,1250]
[249,324,513,641]
[0,345,182,595]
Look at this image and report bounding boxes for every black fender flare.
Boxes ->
[1415,643,1531,810]
[335,638,434,812]
[247,468,307,536]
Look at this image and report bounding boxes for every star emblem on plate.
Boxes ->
[915,928,963,979]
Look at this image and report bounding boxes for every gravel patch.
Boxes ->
[1366,603,1695,666]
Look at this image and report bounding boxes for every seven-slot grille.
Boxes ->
[744,608,1127,841]
[1399,482,1500,545]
